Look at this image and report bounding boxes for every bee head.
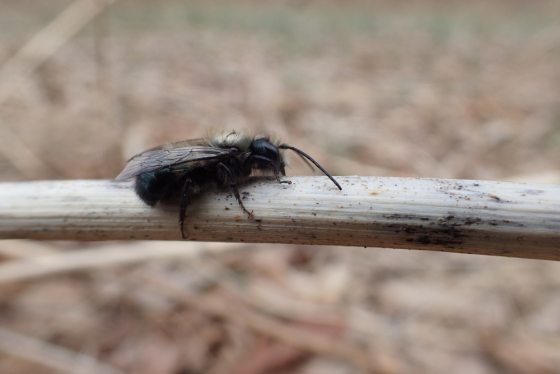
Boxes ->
[248,137,286,175]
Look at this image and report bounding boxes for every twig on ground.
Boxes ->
[142,273,402,373]
[0,0,117,178]
[0,326,123,374]
[0,242,240,284]
[0,0,116,103]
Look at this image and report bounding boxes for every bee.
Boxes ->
[116,131,342,238]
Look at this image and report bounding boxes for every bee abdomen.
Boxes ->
[134,171,176,206]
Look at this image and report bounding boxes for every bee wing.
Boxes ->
[115,141,238,181]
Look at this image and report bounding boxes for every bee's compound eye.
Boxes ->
[250,138,279,160]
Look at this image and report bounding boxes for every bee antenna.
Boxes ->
[279,144,342,190]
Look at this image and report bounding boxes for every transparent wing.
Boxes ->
[115,139,238,181]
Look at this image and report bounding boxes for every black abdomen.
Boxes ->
[134,170,177,206]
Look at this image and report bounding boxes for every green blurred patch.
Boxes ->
[543,112,560,147]
[2,0,559,55]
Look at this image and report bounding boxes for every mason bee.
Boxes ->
[116,131,342,238]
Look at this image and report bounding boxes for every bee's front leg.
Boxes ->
[275,175,292,185]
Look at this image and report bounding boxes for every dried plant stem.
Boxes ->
[0,177,559,260]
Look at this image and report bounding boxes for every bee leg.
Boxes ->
[269,162,290,184]
[179,178,193,239]
[276,173,292,185]
[231,182,254,219]
[248,155,291,185]
[272,171,291,185]
[276,161,291,185]
[217,162,254,219]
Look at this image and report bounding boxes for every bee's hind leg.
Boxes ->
[179,178,193,239]
[217,162,254,220]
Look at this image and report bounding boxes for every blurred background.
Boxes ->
[1,0,560,373]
